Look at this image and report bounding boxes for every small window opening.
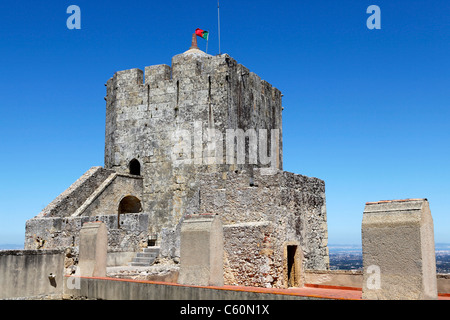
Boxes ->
[129,159,141,176]
[148,234,158,247]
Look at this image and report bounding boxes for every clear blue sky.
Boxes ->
[0,0,449,246]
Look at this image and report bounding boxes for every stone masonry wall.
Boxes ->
[78,174,143,217]
[223,221,283,288]
[104,51,283,240]
[196,169,329,270]
[0,250,64,299]
[160,168,329,288]
[25,169,145,258]
[25,213,148,253]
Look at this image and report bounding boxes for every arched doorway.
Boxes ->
[129,159,141,176]
[117,195,142,228]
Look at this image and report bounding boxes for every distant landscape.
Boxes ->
[0,244,23,250]
[1,243,450,274]
[329,243,450,274]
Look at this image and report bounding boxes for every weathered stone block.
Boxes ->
[79,222,107,278]
[178,214,224,286]
[362,199,437,300]
[145,64,171,87]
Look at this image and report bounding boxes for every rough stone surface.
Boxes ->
[25,213,148,253]
[159,168,329,288]
[79,222,107,278]
[107,265,179,283]
[0,249,64,299]
[362,199,438,300]
[223,221,281,288]
[76,173,143,218]
[178,214,224,287]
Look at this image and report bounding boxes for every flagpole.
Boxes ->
[218,0,221,54]
[206,33,209,54]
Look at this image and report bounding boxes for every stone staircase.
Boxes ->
[130,246,160,267]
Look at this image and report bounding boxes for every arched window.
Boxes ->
[118,196,142,214]
[117,196,142,228]
[129,159,141,176]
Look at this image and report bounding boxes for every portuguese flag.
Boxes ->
[196,28,209,40]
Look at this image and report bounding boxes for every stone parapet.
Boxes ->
[362,199,437,300]
[178,214,224,287]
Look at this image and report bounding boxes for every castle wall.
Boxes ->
[104,53,283,239]
[25,213,148,255]
[223,221,282,288]
[0,249,64,299]
[78,174,143,217]
[160,168,329,288]
[25,169,145,254]
[197,169,329,272]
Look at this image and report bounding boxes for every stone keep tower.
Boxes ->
[104,39,283,239]
[25,38,329,288]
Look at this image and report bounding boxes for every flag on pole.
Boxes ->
[195,28,209,40]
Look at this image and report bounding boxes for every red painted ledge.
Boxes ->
[64,275,450,300]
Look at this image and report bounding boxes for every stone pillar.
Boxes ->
[178,214,224,287]
[362,199,437,300]
[78,222,107,278]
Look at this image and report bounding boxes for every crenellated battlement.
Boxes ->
[145,64,171,88]
[106,53,281,102]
